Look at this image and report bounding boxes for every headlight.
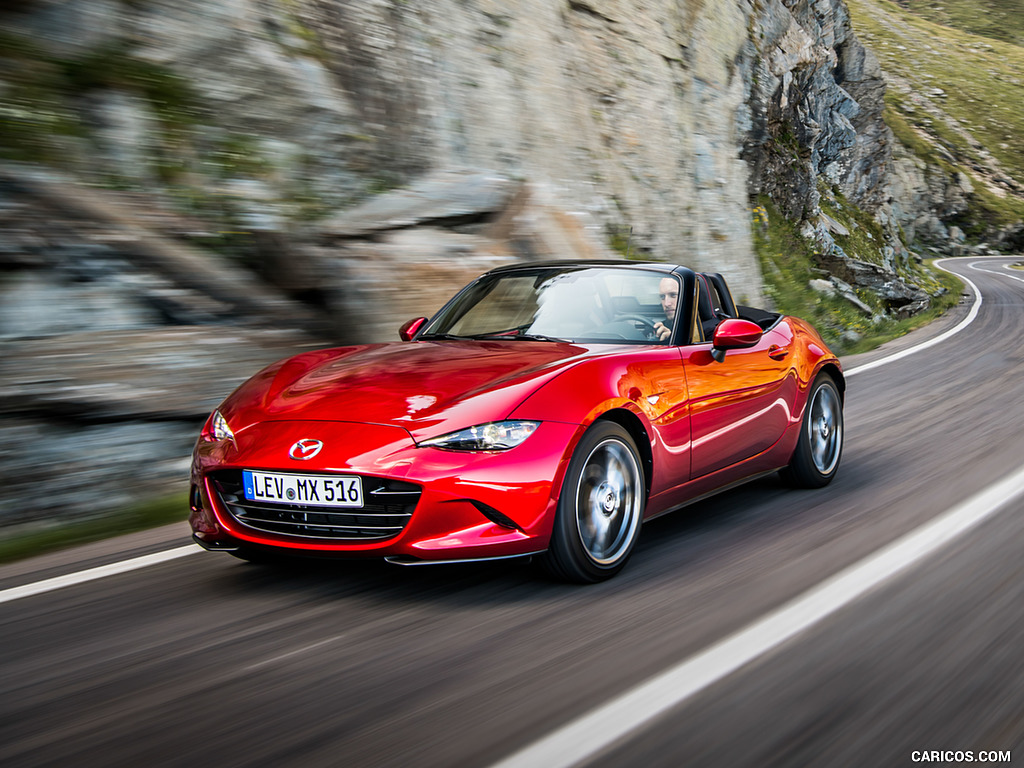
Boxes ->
[419,421,539,451]
[202,409,235,442]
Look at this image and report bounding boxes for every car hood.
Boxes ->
[222,340,602,441]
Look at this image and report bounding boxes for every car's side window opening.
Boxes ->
[704,276,730,319]
[700,272,783,333]
[693,275,719,343]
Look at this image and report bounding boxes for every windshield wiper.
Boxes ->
[418,332,469,340]
[422,330,571,343]
[510,332,570,343]
[468,331,570,343]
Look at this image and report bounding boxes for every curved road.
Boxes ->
[2,257,1023,767]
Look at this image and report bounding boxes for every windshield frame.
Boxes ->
[417,263,697,346]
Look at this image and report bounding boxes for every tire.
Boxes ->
[541,421,645,583]
[780,373,844,488]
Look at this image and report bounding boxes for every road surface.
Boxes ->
[2,257,1021,767]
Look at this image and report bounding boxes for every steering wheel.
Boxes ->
[615,314,659,339]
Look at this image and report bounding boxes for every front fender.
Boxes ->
[510,348,692,501]
[509,349,678,437]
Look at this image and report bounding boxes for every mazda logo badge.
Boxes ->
[288,438,324,460]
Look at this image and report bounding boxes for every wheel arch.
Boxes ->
[595,408,654,499]
[817,362,846,402]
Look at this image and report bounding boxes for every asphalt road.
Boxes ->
[2,256,1022,768]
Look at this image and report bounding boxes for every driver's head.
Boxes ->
[659,277,679,322]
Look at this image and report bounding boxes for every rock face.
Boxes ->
[301,0,766,298]
[0,328,313,526]
[4,0,920,287]
[3,0,787,303]
[0,175,319,526]
[744,0,888,206]
[889,142,974,247]
[0,165,619,526]
[0,0,944,526]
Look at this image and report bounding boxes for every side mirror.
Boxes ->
[399,317,428,341]
[710,318,763,362]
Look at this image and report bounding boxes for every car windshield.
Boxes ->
[420,267,680,345]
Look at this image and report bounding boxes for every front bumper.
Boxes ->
[190,420,583,562]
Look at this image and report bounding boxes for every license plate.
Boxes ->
[243,470,363,508]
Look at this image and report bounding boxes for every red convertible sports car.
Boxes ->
[190,261,844,582]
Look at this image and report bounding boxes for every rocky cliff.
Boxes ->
[0,0,993,526]
[4,0,924,302]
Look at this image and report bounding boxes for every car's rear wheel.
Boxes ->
[542,421,645,583]
[781,373,843,488]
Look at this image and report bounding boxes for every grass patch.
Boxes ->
[752,199,962,354]
[840,261,961,354]
[850,0,1024,178]
[754,199,865,351]
[819,187,889,266]
[882,95,940,162]
[896,0,1024,48]
[0,493,189,565]
[848,0,1024,237]
[881,100,1024,233]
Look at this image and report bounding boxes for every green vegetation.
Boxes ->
[63,42,198,129]
[608,225,650,260]
[0,32,200,166]
[848,0,1024,237]
[0,494,189,566]
[752,198,961,354]
[896,0,1024,47]
[0,27,346,257]
[818,187,889,267]
[0,29,273,234]
[271,0,331,63]
[0,32,89,165]
[609,226,633,258]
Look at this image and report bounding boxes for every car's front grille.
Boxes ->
[210,470,421,541]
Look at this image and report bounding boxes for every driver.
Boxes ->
[654,277,678,342]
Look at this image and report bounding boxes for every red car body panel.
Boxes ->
[219,341,602,441]
[190,263,842,566]
[192,418,580,560]
[685,320,798,478]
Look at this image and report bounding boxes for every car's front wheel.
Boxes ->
[781,373,844,488]
[542,421,645,583]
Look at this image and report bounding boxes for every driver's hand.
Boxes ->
[654,322,671,342]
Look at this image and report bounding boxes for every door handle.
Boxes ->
[768,345,789,360]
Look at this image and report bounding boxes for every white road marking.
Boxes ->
[244,635,347,671]
[490,463,1024,768]
[845,258,983,377]
[969,261,1024,284]
[0,545,200,606]
[0,257,1015,609]
[0,260,1018,760]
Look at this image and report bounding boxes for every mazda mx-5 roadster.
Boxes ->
[190,261,844,582]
